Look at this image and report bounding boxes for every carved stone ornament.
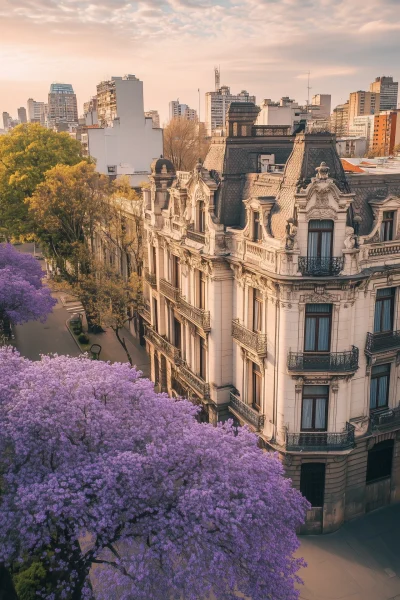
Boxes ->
[307,208,337,221]
[315,188,330,207]
[300,292,340,303]
[285,218,298,251]
[295,377,305,392]
[344,226,356,250]
[315,162,330,180]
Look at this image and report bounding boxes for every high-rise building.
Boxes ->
[169,101,197,122]
[372,110,400,156]
[348,91,379,127]
[331,102,349,136]
[370,76,398,111]
[256,97,309,132]
[2,112,11,130]
[145,110,161,128]
[27,98,47,126]
[17,107,27,124]
[83,97,98,126]
[86,75,162,186]
[205,75,256,135]
[311,94,332,120]
[47,83,78,128]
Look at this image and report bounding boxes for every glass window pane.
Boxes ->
[306,304,331,313]
[370,378,378,409]
[303,385,329,396]
[382,299,393,331]
[378,376,388,407]
[317,317,330,351]
[374,301,383,333]
[372,363,390,376]
[315,398,327,429]
[309,220,333,230]
[321,232,332,258]
[302,398,313,429]
[307,231,319,257]
[304,317,316,351]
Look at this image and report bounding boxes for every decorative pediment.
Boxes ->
[295,165,354,216]
[362,195,400,244]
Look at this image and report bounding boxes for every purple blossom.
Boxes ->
[0,244,55,325]
[0,350,308,599]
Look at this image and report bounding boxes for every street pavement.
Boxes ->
[298,504,400,600]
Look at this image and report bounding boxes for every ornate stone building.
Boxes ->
[141,103,400,534]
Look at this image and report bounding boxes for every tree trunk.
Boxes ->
[0,565,18,600]
[114,327,133,366]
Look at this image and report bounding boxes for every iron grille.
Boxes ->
[286,423,355,451]
[287,346,359,372]
[229,392,265,431]
[365,331,400,355]
[231,319,267,357]
[298,257,344,276]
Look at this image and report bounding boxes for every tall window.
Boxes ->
[253,211,261,242]
[198,201,206,233]
[199,337,207,380]
[152,246,157,278]
[154,353,160,386]
[307,220,333,259]
[198,271,206,310]
[174,318,182,350]
[301,385,329,431]
[172,255,180,289]
[153,298,158,332]
[304,304,332,352]
[374,288,395,333]
[366,440,394,483]
[252,288,263,333]
[370,363,390,410]
[380,211,395,242]
[300,463,325,507]
[251,362,262,411]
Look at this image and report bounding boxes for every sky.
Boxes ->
[1,0,399,124]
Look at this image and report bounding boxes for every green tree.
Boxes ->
[30,161,111,280]
[0,123,83,238]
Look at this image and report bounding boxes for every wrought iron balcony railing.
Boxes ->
[285,422,355,452]
[177,297,211,331]
[365,330,400,355]
[298,256,344,276]
[177,361,210,398]
[186,226,206,244]
[287,346,359,372]
[370,405,400,431]
[229,392,265,431]
[139,304,151,322]
[232,319,267,357]
[144,269,157,288]
[144,325,181,362]
[159,279,180,303]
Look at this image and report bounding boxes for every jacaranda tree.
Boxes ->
[0,244,55,336]
[0,350,308,600]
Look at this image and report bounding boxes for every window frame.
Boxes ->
[171,255,180,289]
[304,304,332,353]
[198,270,206,310]
[307,220,334,259]
[252,211,262,242]
[251,361,262,412]
[380,211,395,242]
[374,288,395,333]
[199,336,207,380]
[370,363,390,411]
[198,201,206,233]
[173,317,182,350]
[301,385,329,432]
[252,288,263,333]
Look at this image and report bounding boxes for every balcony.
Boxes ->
[232,319,267,357]
[177,361,210,398]
[298,257,344,277]
[365,330,400,355]
[177,297,211,331]
[144,325,181,362]
[139,303,151,322]
[159,279,180,303]
[144,269,157,288]
[287,347,359,373]
[229,392,265,431]
[186,228,206,244]
[285,423,355,452]
[370,406,400,431]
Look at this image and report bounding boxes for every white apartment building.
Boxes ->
[336,136,367,158]
[142,102,400,534]
[348,115,375,150]
[27,98,47,126]
[169,101,197,122]
[256,97,309,132]
[311,94,332,120]
[85,75,163,187]
[205,86,256,135]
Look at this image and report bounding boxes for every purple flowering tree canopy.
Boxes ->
[0,244,55,326]
[0,350,308,600]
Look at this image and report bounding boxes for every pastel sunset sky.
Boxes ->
[1,0,399,123]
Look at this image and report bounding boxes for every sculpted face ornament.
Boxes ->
[315,161,330,180]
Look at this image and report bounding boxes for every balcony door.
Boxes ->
[370,363,390,411]
[374,288,395,333]
[301,385,329,431]
[380,211,395,242]
[304,304,332,353]
[307,220,333,259]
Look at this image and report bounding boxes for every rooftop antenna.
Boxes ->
[306,71,312,107]
[215,66,220,92]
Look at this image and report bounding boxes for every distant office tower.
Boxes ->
[348,91,380,127]
[372,110,400,156]
[17,107,27,123]
[205,81,256,135]
[27,98,47,125]
[47,83,78,128]
[86,75,162,186]
[311,94,332,120]
[2,112,11,130]
[370,76,398,111]
[331,102,349,136]
[169,101,197,122]
[145,110,160,128]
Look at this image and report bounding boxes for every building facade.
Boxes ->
[348,115,375,150]
[142,102,400,534]
[145,110,161,128]
[372,110,400,156]
[370,76,399,111]
[47,83,78,128]
[348,91,379,127]
[169,101,197,122]
[331,102,349,137]
[17,107,27,124]
[311,95,332,120]
[27,98,47,126]
[205,86,256,135]
[336,137,367,158]
[85,75,163,187]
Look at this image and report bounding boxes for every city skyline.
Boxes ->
[1,0,399,124]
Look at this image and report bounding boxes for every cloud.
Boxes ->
[359,20,400,33]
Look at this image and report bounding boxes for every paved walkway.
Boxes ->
[298,504,400,600]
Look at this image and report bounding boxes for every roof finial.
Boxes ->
[316,161,330,180]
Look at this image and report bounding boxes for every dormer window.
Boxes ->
[198,201,206,233]
[380,211,395,242]
[252,211,262,242]
[307,220,333,259]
